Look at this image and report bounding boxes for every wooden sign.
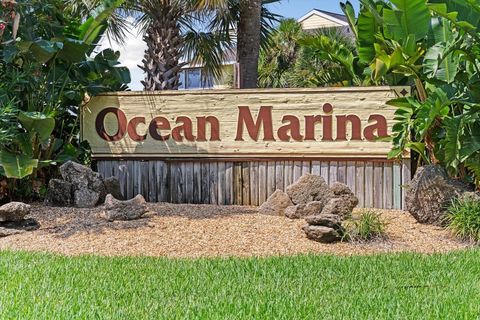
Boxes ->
[81,87,410,159]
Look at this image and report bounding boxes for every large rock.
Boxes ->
[258,190,293,216]
[285,201,324,219]
[0,202,30,222]
[104,194,148,221]
[305,214,342,229]
[0,218,40,231]
[104,176,124,200]
[60,161,107,207]
[0,227,24,237]
[406,165,473,226]
[44,179,72,207]
[302,225,341,243]
[286,174,333,205]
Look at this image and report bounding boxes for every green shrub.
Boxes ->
[342,210,387,242]
[446,196,480,242]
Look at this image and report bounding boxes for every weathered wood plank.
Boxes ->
[126,160,134,200]
[275,161,284,191]
[159,161,170,202]
[373,162,383,208]
[233,162,243,205]
[329,161,338,185]
[302,161,311,175]
[293,161,302,182]
[356,162,365,208]
[402,158,412,210]
[258,161,268,204]
[284,161,293,189]
[185,162,194,204]
[201,162,210,204]
[267,162,276,198]
[383,162,393,209]
[118,161,128,200]
[148,161,157,202]
[225,162,234,205]
[346,161,356,194]
[217,161,226,205]
[242,162,250,205]
[364,162,374,208]
[250,161,259,206]
[193,162,201,204]
[140,161,149,200]
[320,161,329,183]
[209,161,218,204]
[393,161,402,210]
[311,161,321,176]
[337,161,346,184]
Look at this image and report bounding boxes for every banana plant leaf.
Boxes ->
[0,151,39,179]
[383,0,430,42]
[18,112,55,142]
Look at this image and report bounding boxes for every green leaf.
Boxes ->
[424,43,460,84]
[29,40,63,64]
[79,0,126,45]
[341,1,358,38]
[357,6,378,64]
[383,0,430,42]
[0,151,38,179]
[18,112,55,141]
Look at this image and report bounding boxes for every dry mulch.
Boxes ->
[0,203,470,258]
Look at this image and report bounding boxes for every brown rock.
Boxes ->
[303,201,324,216]
[285,204,306,219]
[321,198,352,217]
[0,227,24,237]
[305,214,342,229]
[406,165,473,226]
[258,190,293,216]
[286,174,333,205]
[0,202,30,222]
[302,225,341,243]
[104,194,148,221]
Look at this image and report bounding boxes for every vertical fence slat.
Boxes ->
[250,161,259,206]
[242,162,250,205]
[373,162,383,208]
[140,161,149,200]
[302,161,311,175]
[356,162,365,208]
[364,162,374,208]
[275,161,284,191]
[337,161,346,184]
[209,162,218,205]
[225,162,233,205]
[201,162,210,204]
[329,161,338,185]
[393,161,402,210]
[233,162,243,205]
[383,162,393,209]
[185,162,194,204]
[193,162,202,204]
[258,162,267,204]
[267,162,276,198]
[217,162,226,205]
[320,161,329,183]
[284,161,293,189]
[402,158,412,210]
[346,161,356,194]
[293,161,302,181]
[311,161,321,176]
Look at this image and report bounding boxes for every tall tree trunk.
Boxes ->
[140,7,186,91]
[237,0,262,89]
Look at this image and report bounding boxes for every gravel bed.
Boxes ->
[0,203,470,258]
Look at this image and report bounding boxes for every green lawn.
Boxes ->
[0,250,479,319]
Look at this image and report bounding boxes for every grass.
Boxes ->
[343,209,388,242]
[0,250,479,319]
[447,195,480,242]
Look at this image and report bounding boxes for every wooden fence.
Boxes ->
[96,159,411,210]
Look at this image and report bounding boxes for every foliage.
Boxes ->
[1,250,480,318]
[342,210,388,242]
[446,195,480,242]
[258,19,358,88]
[0,0,130,200]
[319,0,480,190]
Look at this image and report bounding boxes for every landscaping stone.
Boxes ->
[286,173,333,205]
[285,204,306,219]
[302,225,341,243]
[305,214,342,229]
[258,190,293,216]
[104,176,124,200]
[44,179,73,207]
[0,227,25,237]
[60,161,107,207]
[406,165,473,226]
[0,218,40,231]
[329,182,358,214]
[0,202,30,222]
[104,194,148,221]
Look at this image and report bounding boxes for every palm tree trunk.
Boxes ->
[237,0,262,89]
[140,10,186,91]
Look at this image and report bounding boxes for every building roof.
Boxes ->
[297,9,349,27]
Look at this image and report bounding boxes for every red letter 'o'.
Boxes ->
[95,108,127,141]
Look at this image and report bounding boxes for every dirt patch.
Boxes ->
[0,203,470,258]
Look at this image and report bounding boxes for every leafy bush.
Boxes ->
[446,196,480,242]
[343,210,388,242]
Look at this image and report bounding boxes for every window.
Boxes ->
[187,68,201,89]
[180,68,215,90]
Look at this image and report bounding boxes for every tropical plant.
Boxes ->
[446,195,480,242]
[0,0,130,200]
[312,0,480,190]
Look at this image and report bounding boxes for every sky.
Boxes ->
[102,0,360,91]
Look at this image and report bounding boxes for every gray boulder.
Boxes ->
[104,194,148,221]
[44,179,72,207]
[302,225,341,243]
[0,202,30,222]
[258,190,293,216]
[286,174,333,205]
[0,227,24,237]
[406,165,473,226]
[104,176,124,200]
[285,204,306,219]
[60,161,107,207]
[305,214,342,229]
[321,198,353,217]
